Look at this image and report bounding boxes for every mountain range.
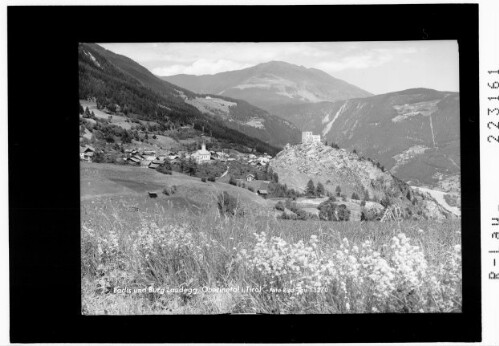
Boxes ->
[81,44,460,191]
[161,61,372,112]
[162,61,460,190]
[79,43,300,152]
[277,89,460,189]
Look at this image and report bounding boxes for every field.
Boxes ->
[81,163,462,315]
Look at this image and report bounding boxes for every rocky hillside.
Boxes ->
[269,141,454,220]
[162,61,372,112]
[272,89,460,190]
[79,43,300,150]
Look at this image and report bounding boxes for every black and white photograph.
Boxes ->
[8,2,491,343]
[79,41,463,315]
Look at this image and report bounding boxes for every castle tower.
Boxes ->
[302,131,313,143]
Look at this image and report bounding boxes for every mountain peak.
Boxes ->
[255,60,300,68]
[162,61,372,111]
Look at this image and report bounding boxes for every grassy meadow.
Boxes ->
[81,192,461,314]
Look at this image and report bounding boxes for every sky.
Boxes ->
[99,41,459,95]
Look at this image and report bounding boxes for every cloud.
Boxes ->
[315,47,418,72]
[152,59,253,76]
[102,42,422,76]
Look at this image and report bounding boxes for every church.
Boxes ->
[192,142,211,164]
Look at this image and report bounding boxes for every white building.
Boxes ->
[192,142,211,164]
[302,131,321,144]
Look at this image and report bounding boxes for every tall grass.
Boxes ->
[81,201,461,314]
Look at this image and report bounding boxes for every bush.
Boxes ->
[275,201,285,211]
[360,200,366,207]
[217,191,243,217]
[201,177,207,182]
[208,176,216,182]
[295,209,308,221]
[318,200,337,221]
[280,212,297,220]
[337,204,351,221]
[380,196,391,208]
[285,199,297,211]
[229,176,237,186]
[162,185,177,196]
[361,207,381,221]
[156,161,173,175]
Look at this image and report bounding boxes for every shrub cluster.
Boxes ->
[162,184,177,196]
[318,200,351,221]
[217,191,244,217]
[275,201,285,211]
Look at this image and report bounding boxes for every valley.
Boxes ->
[80,42,462,315]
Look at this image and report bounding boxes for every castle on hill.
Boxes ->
[302,131,321,144]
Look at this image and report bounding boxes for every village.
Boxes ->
[80,141,274,170]
[79,130,324,172]
[79,131,323,199]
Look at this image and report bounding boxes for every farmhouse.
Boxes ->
[246,173,255,182]
[80,145,95,162]
[257,189,268,196]
[148,161,161,169]
[148,158,164,169]
[128,157,141,165]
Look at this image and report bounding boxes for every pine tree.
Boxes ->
[273,172,279,183]
[335,185,342,197]
[306,179,316,196]
[316,182,325,196]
